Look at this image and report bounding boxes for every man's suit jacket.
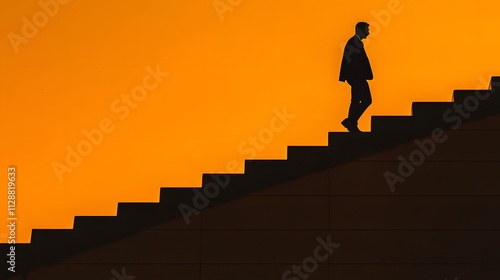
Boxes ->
[339,36,373,82]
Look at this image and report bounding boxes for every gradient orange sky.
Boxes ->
[1,0,499,243]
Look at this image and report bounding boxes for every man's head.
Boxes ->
[355,22,370,39]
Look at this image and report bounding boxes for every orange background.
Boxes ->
[1,0,499,243]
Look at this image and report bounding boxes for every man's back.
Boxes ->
[339,36,373,82]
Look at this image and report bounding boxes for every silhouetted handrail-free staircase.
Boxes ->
[2,77,500,279]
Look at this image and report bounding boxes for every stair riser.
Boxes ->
[328,133,420,161]
[287,146,330,167]
[453,90,500,119]
[245,160,328,182]
[491,76,500,92]
[412,103,459,131]
[453,90,494,103]
[371,117,417,134]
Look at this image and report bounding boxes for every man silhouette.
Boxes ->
[339,22,373,133]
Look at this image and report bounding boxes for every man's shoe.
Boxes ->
[341,119,352,130]
[349,125,362,133]
[341,119,362,133]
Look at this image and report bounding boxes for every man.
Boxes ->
[339,22,373,133]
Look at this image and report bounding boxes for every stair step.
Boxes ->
[453,89,500,118]
[453,89,492,104]
[491,76,500,91]
[245,158,288,171]
[328,132,415,162]
[200,173,256,205]
[116,202,174,228]
[287,146,329,161]
[27,229,76,267]
[412,101,454,118]
[244,159,295,182]
[73,216,118,233]
[371,116,419,133]
[30,229,74,246]
[286,146,330,171]
[412,102,457,131]
[412,101,455,115]
[159,188,196,206]
[71,216,134,249]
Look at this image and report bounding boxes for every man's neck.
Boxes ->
[355,34,362,41]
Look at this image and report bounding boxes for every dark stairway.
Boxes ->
[2,77,500,280]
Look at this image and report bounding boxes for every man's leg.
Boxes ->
[355,80,372,121]
[346,79,364,126]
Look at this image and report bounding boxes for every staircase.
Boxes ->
[2,77,500,280]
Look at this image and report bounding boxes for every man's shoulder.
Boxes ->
[349,35,358,41]
[346,36,362,48]
[346,36,356,43]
